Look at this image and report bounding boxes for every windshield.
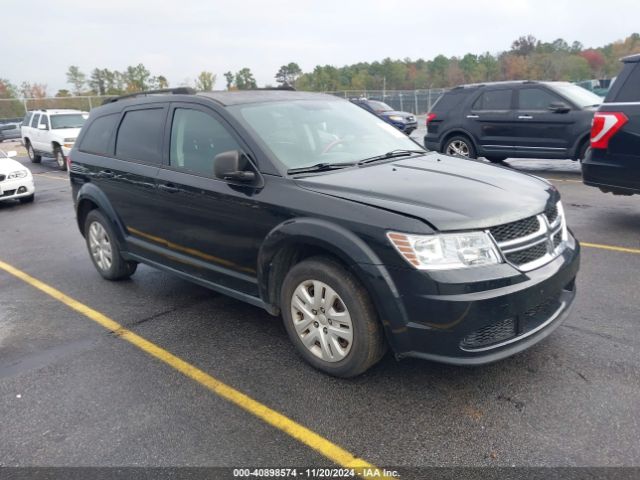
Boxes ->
[230,99,422,170]
[367,100,394,112]
[50,114,87,129]
[550,84,603,107]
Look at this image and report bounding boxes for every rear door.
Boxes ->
[513,86,579,157]
[98,105,168,263]
[464,88,516,155]
[29,113,42,150]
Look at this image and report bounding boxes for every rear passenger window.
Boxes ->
[115,108,165,164]
[40,115,49,129]
[169,108,241,176]
[79,114,119,155]
[472,90,512,111]
[615,65,640,102]
[518,88,561,110]
[23,112,32,125]
[30,114,40,128]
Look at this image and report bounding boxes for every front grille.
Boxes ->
[460,317,516,350]
[489,216,540,242]
[552,233,562,249]
[545,203,558,224]
[1,189,16,197]
[505,242,548,265]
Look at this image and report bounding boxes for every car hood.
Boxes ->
[0,157,30,175]
[295,153,556,231]
[51,127,82,138]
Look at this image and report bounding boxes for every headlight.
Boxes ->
[388,115,405,122]
[7,170,28,179]
[388,231,502,270]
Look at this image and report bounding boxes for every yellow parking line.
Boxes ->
[0,259,381,474]
[582,242,640,255]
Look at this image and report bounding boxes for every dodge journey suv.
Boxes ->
[70,88,580,377]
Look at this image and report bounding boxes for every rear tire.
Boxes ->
[26,141,41,163]
[443,135,477,159]
[280,256,387,377]
[54,145,67,171]
[84,210,137,281]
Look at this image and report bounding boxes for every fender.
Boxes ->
[570,132,590,159]
[257,218,411,353]
[75,182,127,247]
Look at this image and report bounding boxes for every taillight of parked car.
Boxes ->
[426,113,437,126]
[591,112,628,149]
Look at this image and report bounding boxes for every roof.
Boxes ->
[196,90,335,106]
[622,53,640,63]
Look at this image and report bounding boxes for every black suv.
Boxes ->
[70,88,580,377]
[583,54,640,195]
[425,81,602,163]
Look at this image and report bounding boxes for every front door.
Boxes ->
[513,86,578,158]
[153,103,270,297]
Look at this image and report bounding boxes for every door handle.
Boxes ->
[466,114,479,119]
[158,183,180,193]
[518,115,533,119]
[99,169,115,178]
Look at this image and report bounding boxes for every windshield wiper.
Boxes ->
[287,162,356,175]
[357,149,426,165]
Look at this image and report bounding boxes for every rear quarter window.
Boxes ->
[431,91,469,113]
[78,114,119,155]
[613,63,640,102]
[115,108,166,164]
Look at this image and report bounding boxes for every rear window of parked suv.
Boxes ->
[614,64,640,102]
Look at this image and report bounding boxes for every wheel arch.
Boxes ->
[75,182,127,246]
[572,133,591,160]
[439,128,479,154]
[257,218,410,352]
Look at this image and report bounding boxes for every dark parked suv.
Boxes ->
[583,54,640,195]
[70,88,580,377]
[425,81,602,163]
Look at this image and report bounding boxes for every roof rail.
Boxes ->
[251,86,296,91]
[102,87,197,105]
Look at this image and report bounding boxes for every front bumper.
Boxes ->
[362,234,580,365]
[0,177,35,201]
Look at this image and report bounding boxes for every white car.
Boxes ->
[21,109,88,171]
[0,150,35,203]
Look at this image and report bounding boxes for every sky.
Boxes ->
[2,0,639,94]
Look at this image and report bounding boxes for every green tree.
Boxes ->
[66,66,86,95]
[55,89,71,97]
[275,62,302,87]
[235,68,257,90]
[224,71,235,89]
[195,71,216,91]
[89,68,108,95]
[123,64,151,92]
[157,75,169,89]
[0,78,17,98]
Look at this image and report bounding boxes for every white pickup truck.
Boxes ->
[21,109,88,171]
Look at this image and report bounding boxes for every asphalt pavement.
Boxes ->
[1,138,639,472]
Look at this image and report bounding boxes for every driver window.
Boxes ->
[170,108,241,176]
[518,88,562,111]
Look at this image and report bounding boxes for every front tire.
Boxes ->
[54,145,67,171]
[280,256,386,377]
[84,210,137,281]
[443,135,477,159]
[26,141,41,163]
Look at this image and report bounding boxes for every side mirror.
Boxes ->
[213,150,256,183]
[38,123,48,130]
[548,102,571,113]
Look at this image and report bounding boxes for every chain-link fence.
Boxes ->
[1,90,447,123]
[326,89,447,114]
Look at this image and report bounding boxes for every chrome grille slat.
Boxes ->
[488,202,567,272]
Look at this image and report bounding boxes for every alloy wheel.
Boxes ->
[88,221,113,271]
[446,140,470,157]
[290,280,353,362]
